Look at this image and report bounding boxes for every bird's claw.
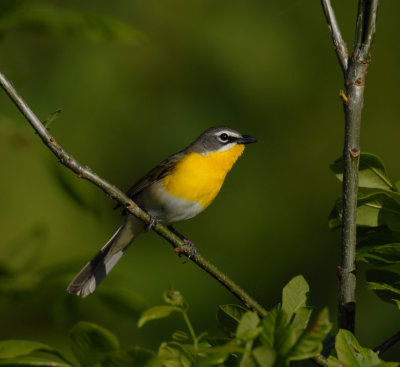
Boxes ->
[144,216,158,232]
[182,239,197,264]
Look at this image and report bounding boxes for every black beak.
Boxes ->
[237,134,258,144]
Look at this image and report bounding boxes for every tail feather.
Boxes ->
[67,215,144,297]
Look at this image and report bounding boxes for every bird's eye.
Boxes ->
[219,133,229,142]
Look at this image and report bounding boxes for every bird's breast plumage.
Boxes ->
[162,144,245,209]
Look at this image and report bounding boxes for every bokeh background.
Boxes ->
[0,0,399,361]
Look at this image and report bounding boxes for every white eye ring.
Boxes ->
[219,133,229,142]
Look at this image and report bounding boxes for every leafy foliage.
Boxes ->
[1,283,398,366]
[327,329,398,367]
[0,3,144,44]
[330,152,400,309]
[0,280,335,367]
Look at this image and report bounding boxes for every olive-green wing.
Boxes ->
[114,152,183,210]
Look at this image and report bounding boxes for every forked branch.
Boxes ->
[320,0,380,332]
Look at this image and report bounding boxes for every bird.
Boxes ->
[67,126,257,297]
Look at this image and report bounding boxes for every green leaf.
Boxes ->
[217,304,248,332]
[259,309,288,348]
[239,353,257,367]
[356,243,400,264]
[356,193,400,231]
[329,191,400,231]
[330,153,394,191]
[366,269,400,307]
[287,308,332,361]
[236,311,261,341]
[69,321,119,367]
[172,331,191,342]
[102,347,155,367]
[290,307,313,330]
[335,329,387,367]
[0,5,145,44]
[281,275,309,321]
[252,346,276,367]
[0,340,58,359]
[197,341,242,356]
[259,309,299,356]
[137,305,176,328]
[198,353,230,367]
[156,342,192,367]
[0,356,71,366]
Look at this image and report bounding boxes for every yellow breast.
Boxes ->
[162,144,245,209]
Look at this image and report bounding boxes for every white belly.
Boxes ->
[135,181,204,223]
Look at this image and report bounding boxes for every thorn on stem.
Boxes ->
[339,89,349,105]
[125,201,136,210]
[49,137,62,151]
[174,247,184,255]
[355,78,363,86]
[77,173,83,178]
[350,148,360,158]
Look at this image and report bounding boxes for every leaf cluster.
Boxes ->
[329,153,400,310]
[2,278,398,366]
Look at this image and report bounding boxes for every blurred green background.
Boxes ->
[0,0,399,361]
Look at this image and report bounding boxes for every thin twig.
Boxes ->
[0,70,267,318]
[320,0,348,73]
[321,0,380,333]
[374,331,400,356]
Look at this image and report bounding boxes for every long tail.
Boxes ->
[67,215,144,297]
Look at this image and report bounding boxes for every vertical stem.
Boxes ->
[338,0,379,332]
[338,62,364,333]
[182,311,198,366]
[321,0,379,333]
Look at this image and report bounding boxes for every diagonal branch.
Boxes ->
[0,69,335,367]
[374,330,400,356]
[0,70,267,318]
[320,0,348,73]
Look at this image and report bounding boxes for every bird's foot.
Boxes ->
[182,239,197,264]
[144,216,158,232]
[167,225,197,263]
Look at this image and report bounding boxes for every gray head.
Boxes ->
[188,126,257,154]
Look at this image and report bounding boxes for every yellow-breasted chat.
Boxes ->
[67,126,257,297]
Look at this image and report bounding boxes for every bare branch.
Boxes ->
[374,331,400,356]
[320,0,349,74]
[354,0,379,61]
[337,0,380,333]
[0,70,268,318]
[321,0,380,332]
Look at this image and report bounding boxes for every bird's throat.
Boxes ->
[162,144,245,209]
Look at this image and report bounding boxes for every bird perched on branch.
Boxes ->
[67,126,257,297]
